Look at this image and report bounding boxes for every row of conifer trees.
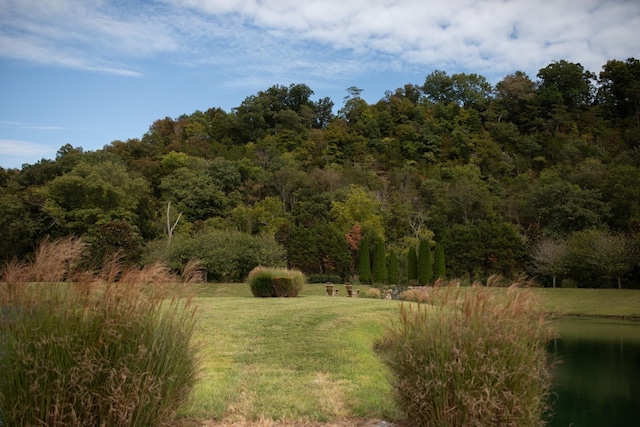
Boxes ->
[357,239,446,286]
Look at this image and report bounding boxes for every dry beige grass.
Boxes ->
[174,418,393,427]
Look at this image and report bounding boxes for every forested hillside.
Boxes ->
[2,58,639,288]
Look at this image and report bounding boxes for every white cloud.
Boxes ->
[1,0,639,82]
[0,121,66,131]
[0,139,56,157]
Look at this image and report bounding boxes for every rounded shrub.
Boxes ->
[247,267,305,297]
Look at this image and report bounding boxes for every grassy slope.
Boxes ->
[179,284,640,423]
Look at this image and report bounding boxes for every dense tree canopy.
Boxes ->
[2,58,640,287]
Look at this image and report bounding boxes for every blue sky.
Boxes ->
[1,0,639,169]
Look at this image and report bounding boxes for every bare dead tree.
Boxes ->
[408,209,430,239]
[166,201,183,247]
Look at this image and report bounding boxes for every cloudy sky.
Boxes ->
[1,0,639,169]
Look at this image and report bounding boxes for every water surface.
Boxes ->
[548,317,640,426]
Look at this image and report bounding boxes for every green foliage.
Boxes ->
[0,238,198,427]
[407,246,417,282]
[160,165,227,222]
[42,160,150,235]
[388,250,399,285]
[372,240,387,285]
[377,283,555,427]
[563,229,635,288]
[231,196,292,235]
[417,239,433,285]
[307,273,342,284]
[537,60,595,111]
[85,220,144,268]
[247,266,305,297]
[527,172,608,237]
[4,58,640,288]
[146,228,286,282]
[331,185,385,242]
[434,243,446,279]
[443,220,526,280]
[358,236,372,284]
[278,222,351,279]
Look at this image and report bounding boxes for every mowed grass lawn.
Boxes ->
[177,284,640,424]
[180,284,402,423]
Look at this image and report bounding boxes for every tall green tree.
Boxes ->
[331,185,385,241]
[388,250,400,285]
[434,243,446,280]
[526,172,608,237]
[423,70,492,110]
[443,220,526,280]
[492,71,538,130]
[372,240,387,285]
[407,246,418,283]
[160,161,228,222]
[86,221,144,268]
[599,58,640,127]
[417,239,433,286]
[43,160,150,236]
[358,236,371,284]
[537,60,595,112]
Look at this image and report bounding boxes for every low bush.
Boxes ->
[247,267,305,297]
[398,287,430,302]
[0,237,199,427]
[363,287,382,299]
[376,280,555,427]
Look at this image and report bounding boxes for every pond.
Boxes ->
[547,317,640,426]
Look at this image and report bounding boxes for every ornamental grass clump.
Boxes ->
[0,237,199,427]
[247,266,305,297]
[377,279,556,427]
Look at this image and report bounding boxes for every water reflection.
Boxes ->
[547,318,640,427]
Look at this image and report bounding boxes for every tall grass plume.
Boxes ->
[377,278,556,427]
[0,237,200,426]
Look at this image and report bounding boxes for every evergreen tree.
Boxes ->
[372,240,387,285]
[434,243,446,280]
[358,236,371,284]
[417,240,433,286]
[388,250,399,285]
[407,246,418,284]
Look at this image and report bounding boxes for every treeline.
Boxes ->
[1,58,639,287]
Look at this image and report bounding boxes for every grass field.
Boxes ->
[176,283,640,425]
[531,288,640,318]
[179,283,401,424]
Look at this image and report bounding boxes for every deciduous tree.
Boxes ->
[530,238,567,288]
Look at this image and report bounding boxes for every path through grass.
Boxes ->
[180,285,401,423]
